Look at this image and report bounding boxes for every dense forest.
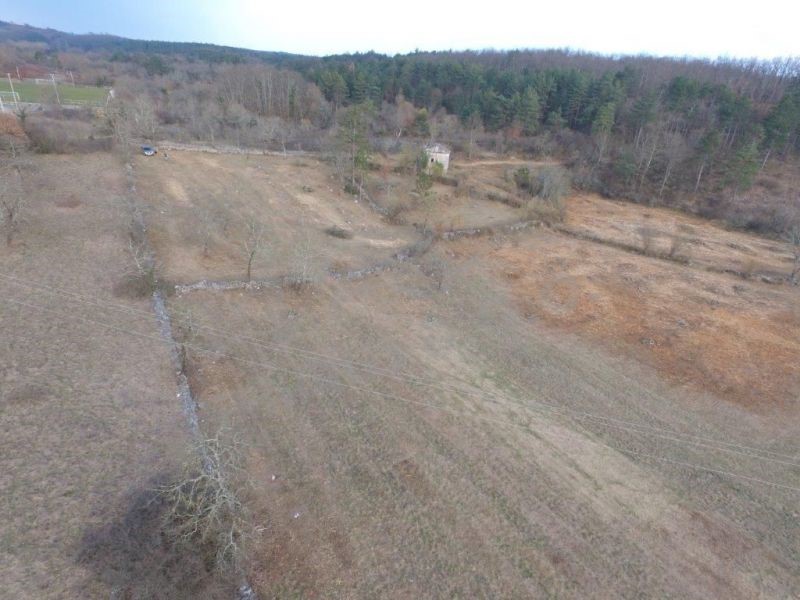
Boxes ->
[304,52,800,231]
[1,20,798,235]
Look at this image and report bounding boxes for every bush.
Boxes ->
[522,165,570,224]
[324,225,354,239]
[527,200,566,225]
[535,165,571,204]
[486,192,522,208]
[667,234,690,262]
[433,174,458,187]
[513,166,533,194]
[638,227,659,255]
[0,114,25,138]
[23,116,111,154]
[385,201,409,224]
[343,181,359,195]
[158,434,251,574]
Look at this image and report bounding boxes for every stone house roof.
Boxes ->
[424,143,450,154]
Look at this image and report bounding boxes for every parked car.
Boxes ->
[141,145,157,156]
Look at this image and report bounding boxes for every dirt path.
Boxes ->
[457,158,559,166]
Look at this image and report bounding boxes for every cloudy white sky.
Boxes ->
[1,0,798,58]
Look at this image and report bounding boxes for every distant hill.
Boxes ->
[0,20,302,65]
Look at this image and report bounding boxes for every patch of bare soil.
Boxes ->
[54,194,82,209]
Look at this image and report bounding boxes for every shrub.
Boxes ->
[783,225,800,284]
[0,114,25,138]
[158,434,251,574]
[433,174,458,187]
[127,239,159,295]
[23,116,111,154]
[453,173,470,198]
[513,166,532,194]
[385,201,409,225]
[638,227,659,255]
[520,165,571,224]
[667,234,690,262]
[528,200,566,225]
[486,192,522,208]
[324,225,354,239]
[282,274,314,292]
[343,181,359,195]
[535,165,571,204]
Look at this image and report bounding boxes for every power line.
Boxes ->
[3,293,799,494]
[1,270,797,465]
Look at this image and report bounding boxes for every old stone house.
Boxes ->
[424,143,450,173]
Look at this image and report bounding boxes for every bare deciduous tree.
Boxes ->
[658,129,689,198]
[243,219,266,282]
[423,257,446,291]
[0,160,30,246]
[131,95,160,141]
[785,225,800,285]
[127,238,158,293]
[106,99,132,147]
[198,207,217,258]
[261,116,291,155]
[158,433,251,574]
[286,228,318,290]
[667,233,689,261]
[638,226,659,256]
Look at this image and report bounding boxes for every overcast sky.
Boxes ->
[1,0,798,58]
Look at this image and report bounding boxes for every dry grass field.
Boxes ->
[2,149,799,598]
[0,155,199,598]
[477,194,800,409]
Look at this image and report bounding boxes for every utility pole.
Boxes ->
[7,74,19,110]
[15,66,20,80]
[50,73,61,104]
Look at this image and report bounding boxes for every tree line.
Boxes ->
[302,52,799,232]
[3,21,799,234]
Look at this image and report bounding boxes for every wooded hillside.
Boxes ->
[2,20,798,235]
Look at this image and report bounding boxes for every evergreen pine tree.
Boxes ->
[518,87,541,135]
[726,137,761,193]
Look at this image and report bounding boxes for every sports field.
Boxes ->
[0,79,108,105]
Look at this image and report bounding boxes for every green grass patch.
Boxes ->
[0,80,108,106]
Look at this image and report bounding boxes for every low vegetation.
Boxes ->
[23,114,111,153]
[324,225,354,239]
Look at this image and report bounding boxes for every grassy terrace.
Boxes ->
[0,79,108,105]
